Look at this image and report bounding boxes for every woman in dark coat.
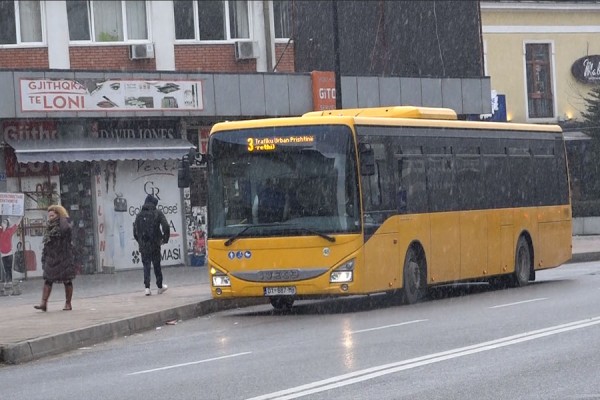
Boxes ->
[34,205,76,311]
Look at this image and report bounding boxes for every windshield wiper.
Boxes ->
[284,224,336,243]
[224,223,336,246]
[224,224,272,246]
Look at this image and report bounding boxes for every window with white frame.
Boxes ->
[273,0,291,39]
[66,0,149,42]
[174,0,250,41]
[0,1,43,45]
[525,43,554,119]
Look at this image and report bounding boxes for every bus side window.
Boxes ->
[508,144,534,207]
[555,137,569,204]
[456,154,483,211]
[532,142,557,206]
[363,161,382,209]
[398,156,427,214]
[361,139,397,224]
[426,154,456,212]
[397,159,407,213]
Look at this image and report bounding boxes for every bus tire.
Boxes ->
[402,246,427,304]
[270,297,294,310]
[512,236,532,287]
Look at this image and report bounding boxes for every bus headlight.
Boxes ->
[330,259,355,283]
[210,267,231,287]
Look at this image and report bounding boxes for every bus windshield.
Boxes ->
[208,124,360,239]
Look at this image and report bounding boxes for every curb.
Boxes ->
[567,252,600,264]
[0,297,268,365]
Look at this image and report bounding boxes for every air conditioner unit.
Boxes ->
[130,43,155,60]
[235,41,257,60]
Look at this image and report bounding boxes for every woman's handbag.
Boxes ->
[13,242,36,272]
[13,243,26,273]
[114,194,127,212]
[23,242,37,271]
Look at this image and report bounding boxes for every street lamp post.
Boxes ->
[332,0,342,109]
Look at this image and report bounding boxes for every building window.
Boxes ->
[526,43,554,119]
[66,0,149,42]
[273,0,291,39]
[0,1,43,45]
[174,0,250,41]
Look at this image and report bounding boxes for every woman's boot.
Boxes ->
[34,283,52,311]
[63,282,73,311]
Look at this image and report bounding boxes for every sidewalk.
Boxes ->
[1,236,599,365]
[0,266,266,364]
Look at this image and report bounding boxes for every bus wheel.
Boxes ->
[270,297,294,310]
[402,247,427,304]
[512,236,532,287]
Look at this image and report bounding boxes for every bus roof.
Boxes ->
[210,106,562,134]
[302,106,458,120]
[304,106,562,134]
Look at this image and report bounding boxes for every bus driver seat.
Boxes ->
[256,179,286,223]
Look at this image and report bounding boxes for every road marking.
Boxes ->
[350,319,427,334]
[127,352,252,376]
[247,316,600,400]
[489,298,548,309]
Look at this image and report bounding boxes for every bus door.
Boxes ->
[361,143,400,292]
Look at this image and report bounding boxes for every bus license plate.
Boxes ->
[264,286,296,296]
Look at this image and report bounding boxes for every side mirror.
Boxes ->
[188,149,207,166]
[360,148,375,176]
[178,157,191,188]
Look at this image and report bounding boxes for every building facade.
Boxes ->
[481,1,600,230]
[481,1,600,124]
[295,1,484,78]
[0,0,491,278]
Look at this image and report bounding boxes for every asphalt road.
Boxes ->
[2,262,600,400]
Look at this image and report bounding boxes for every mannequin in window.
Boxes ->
[1,217,21,287]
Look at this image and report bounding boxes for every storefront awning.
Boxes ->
[7,138,195,163]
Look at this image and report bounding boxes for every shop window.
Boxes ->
[273,0,291,39]
[525,43,554,119]
[0,1,43,45]
[174,0,250,41]
[67,0,148,42]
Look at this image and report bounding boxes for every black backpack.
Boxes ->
[136,209,157,242]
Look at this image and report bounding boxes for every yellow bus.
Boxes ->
[204,106,572,309]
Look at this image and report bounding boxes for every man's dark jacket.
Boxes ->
[133,199,170,256]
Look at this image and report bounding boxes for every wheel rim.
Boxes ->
[407,259,421,296]
[517,245,529,282]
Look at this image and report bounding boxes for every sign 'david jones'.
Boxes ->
[571,55,600,84]
[20,78,204,112]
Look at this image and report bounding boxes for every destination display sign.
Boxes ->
[246,135,315,152]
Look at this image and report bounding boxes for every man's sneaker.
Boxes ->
[158,284,168,294]
[144,288,151,296]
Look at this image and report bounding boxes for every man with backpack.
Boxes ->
[133,194,170,296]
